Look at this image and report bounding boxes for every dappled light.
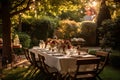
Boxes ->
[0,0,120,80]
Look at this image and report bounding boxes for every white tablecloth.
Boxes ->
[29,47,95,74]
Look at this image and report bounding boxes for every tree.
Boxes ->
[25,0,89,18]
[96,0,111,45]
[0,0,32,67]
[96,0,111,26]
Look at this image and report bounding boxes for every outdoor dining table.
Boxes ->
[29,46,96,74]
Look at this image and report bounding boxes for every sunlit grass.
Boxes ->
[2,50,120,80]
[2,66,51,80]
[2,67,28,80]
[2,65,120,80]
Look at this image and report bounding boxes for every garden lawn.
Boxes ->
[2,50,120,80]
[1,65,120,80]
[100,66,120,80]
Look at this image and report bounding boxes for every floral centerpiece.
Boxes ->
[60,40,72,54]
[64,40,72,49]
[49,39,58,51]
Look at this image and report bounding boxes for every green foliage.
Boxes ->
[96,0,111,27]
[59,10,84,22]
[79,21,97,46]
[17,32,31,48]
[3,67,28,80]
[21,16,59,46]
[23,0,90,21]
[99,16,120,50]
[88,49,96,55]
[57,19,80,39]
[106,0,120,19]
[56,20,97,46]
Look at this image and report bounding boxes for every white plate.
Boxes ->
[71,54,95,58]
[52,53,64,56]
[81,54,95,57]
[71,55,82,58]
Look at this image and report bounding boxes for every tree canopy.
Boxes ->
[0,0,33,67]
[0,0,32,18]
[0,0,120,67]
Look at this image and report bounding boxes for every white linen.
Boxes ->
[29,47,95,74]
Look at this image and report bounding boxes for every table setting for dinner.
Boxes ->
[29,39,96,74]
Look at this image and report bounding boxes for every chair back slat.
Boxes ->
[76,58,100,65]
[23,48,29,60]
[38,54,50,73]
[74,57,100,79]
[96,51,109,57]
[30,52,38,66]
[96,51,109,74]
[23,48,32,64]
[38,54,58,79]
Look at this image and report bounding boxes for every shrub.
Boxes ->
[22,16,59,46]
[12,32,31,55]
[99,16,120,50]
[79,21,97,46]
[57,19,80,39]
[88,49,96,55]
[59,10,84,22]
[17,32,31,48]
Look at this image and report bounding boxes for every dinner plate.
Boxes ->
[70,55,82,58]
[52,53,64,56]
[81,54,95,57]
[71,54,95,58]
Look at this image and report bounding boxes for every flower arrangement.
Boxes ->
[48,39,58,50]
[64,40,72,49]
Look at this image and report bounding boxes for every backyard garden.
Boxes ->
[0,0,120,80]
[1,49,120,80]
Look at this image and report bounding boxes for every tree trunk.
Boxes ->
[18,14,22,32]
[96,0,111,46]
[1,0,12,67]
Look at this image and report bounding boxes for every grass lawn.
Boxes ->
[1,64,120,80]
[2,67,28,80]
[1,50,120,80]
[100,66,120,80]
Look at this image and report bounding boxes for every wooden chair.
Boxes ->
[23,51,41,79]
[78,47,89,53]
[69,57,100,80]
[28,52,40,79]
[95,51,109,80]
[24,48,38,66]
[23,48,31,63]
[30,52,39,68]
[37,54,59,80]
[23,48,35,68]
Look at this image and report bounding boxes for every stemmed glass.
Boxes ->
[39,40,45,49]
[65,49,71,56]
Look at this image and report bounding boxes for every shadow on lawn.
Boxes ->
[2,66,51,80]
[2,65,120,80]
